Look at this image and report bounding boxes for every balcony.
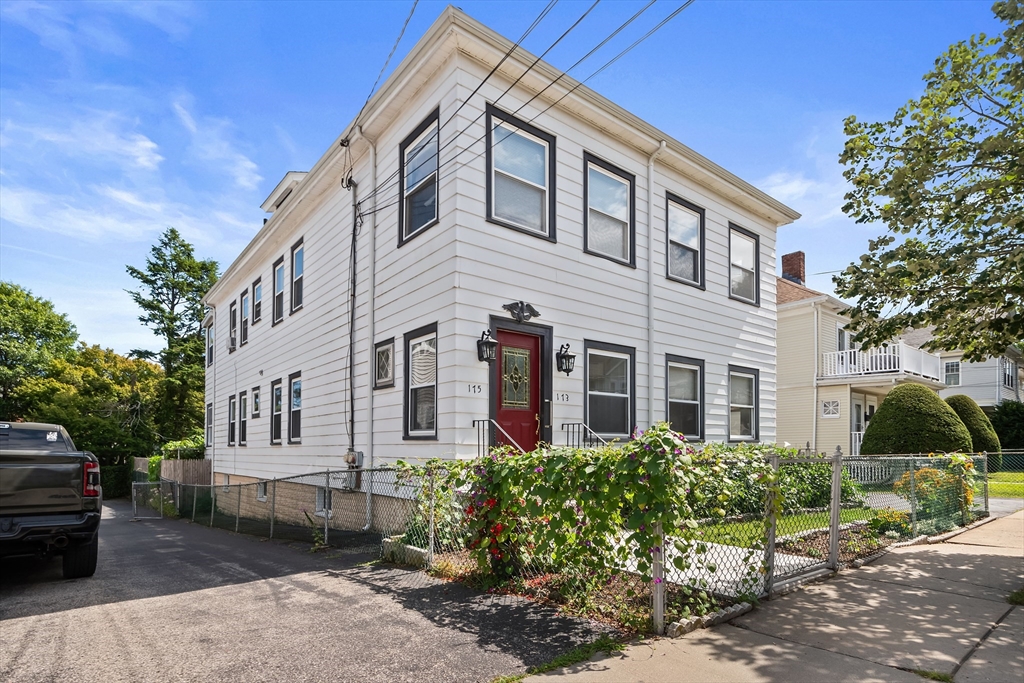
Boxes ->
[819,342,942,383]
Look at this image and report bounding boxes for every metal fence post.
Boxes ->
[324,471,330,546]
[427,469,435,568]
[909,460,918,537]
[653,522,665,634]
[235,483,241,533]
[132,482,138,519]
[210,484,215,528]
[191,484,197,522]
[160,480,165,519]
[270,479,277,539]
[764,454,780,597]
[982,453,989,517]
[829,446,843,570]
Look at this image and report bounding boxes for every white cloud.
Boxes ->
[759,170,846,226]
[1,113,164,170]
[173,98,263,190]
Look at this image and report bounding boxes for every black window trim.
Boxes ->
[206,322,214,367]
[583,339,636,439]
[205,402,213,447]
[228,301,237,353]
[374,337,395,390]
[251,386,261,417]
[397,108,441,247]
[728,224,761,307]
[270,378,283,445]
[484,103,557,243]
[727,364,760,442]
[665,354,704,441]
[287,371,301,444]
[240,289,250,346]
[665,192,706,290]
[403,322,439,441]
[252,276,262,323]
[290,238,304,315]
[272,256,285,326]
[582,151,636,268]
[227,394,237,446]
[238,390,248,446]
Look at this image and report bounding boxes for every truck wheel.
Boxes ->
[62,534,98,579]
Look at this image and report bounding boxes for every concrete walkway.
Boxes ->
[540,511,1024,682]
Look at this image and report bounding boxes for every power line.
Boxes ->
[353,0,420,130]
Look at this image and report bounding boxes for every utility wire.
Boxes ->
[358,0,695,220]
[353,0,420,131]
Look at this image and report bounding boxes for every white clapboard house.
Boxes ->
[202,6,800,484]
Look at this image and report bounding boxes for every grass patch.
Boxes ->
[1008,587,1024,606]
[912,669,953,682]
[701,508,875,548]
[491,634,626,683]
[985,472,1024,499]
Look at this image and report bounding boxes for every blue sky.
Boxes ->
[0,0,1004,354]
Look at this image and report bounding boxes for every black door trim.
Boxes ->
[487,316,554,448]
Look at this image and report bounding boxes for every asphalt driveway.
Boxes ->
[0,500,607,683]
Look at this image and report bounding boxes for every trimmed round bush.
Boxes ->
[946,394,1002,470]
[860,384,973,455]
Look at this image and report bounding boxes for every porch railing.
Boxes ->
[561,422,608,448]
[820,342,942,382]
[472,419,526,458]
[851,431,864,456]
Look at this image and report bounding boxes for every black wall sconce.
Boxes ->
[556,343,576,375]
[477,330,498,363]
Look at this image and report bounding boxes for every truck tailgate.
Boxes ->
[0,451,84,515]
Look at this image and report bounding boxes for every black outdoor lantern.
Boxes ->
[477,330,498,363]
[556,343,576,375]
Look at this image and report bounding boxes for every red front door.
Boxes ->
[495,329,542,452]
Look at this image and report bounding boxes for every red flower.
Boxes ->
[485,498,497,508]
[465,505,474,515]
[493,523,504,534]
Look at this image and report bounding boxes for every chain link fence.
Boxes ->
[133,449,992,634]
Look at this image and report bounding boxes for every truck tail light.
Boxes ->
[83,461,101,497]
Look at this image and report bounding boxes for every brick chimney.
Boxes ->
[781,251,805,285]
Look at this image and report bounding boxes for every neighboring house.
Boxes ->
[900,327,1022,413]
[202,6,800,486]
[775,252,945,455]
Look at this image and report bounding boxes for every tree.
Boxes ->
[859,384,973,455]
[990,399,1024,450]
[945,394,1002,469]
[0,282,78,419]
[835,1,1023,362]
[126,228,218,440]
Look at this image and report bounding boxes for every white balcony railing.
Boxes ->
[820,342,942,382]
[851,431,864,456]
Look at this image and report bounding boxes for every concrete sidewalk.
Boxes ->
[540,511,1024,682]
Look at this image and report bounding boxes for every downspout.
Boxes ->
[346,177,359,453]
[812,302,819,453]
[646,140,667,428]
[209,304,217,486]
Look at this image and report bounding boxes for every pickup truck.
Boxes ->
[0,421,102,578]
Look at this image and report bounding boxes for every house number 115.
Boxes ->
[467,384,482,394]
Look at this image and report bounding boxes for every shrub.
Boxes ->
[147,455,163,482]
[868,508,911,536]
[160,428,206,459]
[946,394,1001,469]
[100,462,132,499]
[859,384,972,454]
[990,400,1024,451]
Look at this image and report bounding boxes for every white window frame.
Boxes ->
[944,361,961,387]
[315,486,332,518]
[584,155,634,266]
[375,338,395,389]
[666,195,704,288]
[405,326,438,439]
[666,357,702,440]
[729,226,760,305]
[1004,359,1017,388]
[256,481,267,502]
[487,106,554,239]
[400,115,439,242]
[585,345,633,440]
[821,400,841,418]
[240,291,250,345]
[728,368,758,441]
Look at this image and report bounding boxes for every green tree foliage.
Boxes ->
[17,344,162,467]
[990,400,1024,450]
[860,384,973,455]
[126,228,218,441]
[0,282,78,419]
[836,1,1023,362]
[946,394,1002,455]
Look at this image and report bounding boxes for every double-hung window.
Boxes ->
[270,379,283,444]
[252,277,262,323]
[399,111,439,243]
[206,323,214,367]
[375,338,395,389]
[205,403,213,446]
[1004,359,1017,389]
[239,391,247,446]
[584,153,635,266]
[228,395,237,446]
[251,387,260,417]
[272,257,285,324]
[585,342,635,439]
[486,105,555,240]
[404,323,437,439]
[288,372,301,443]
[291,240,304,313]
[729,225,759,305]
[729,366,758,441]
[666,195,704,287]
[228,302,237,352]
[666,356,703,440]
[240,291,250,345]
[944,361,961,386]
